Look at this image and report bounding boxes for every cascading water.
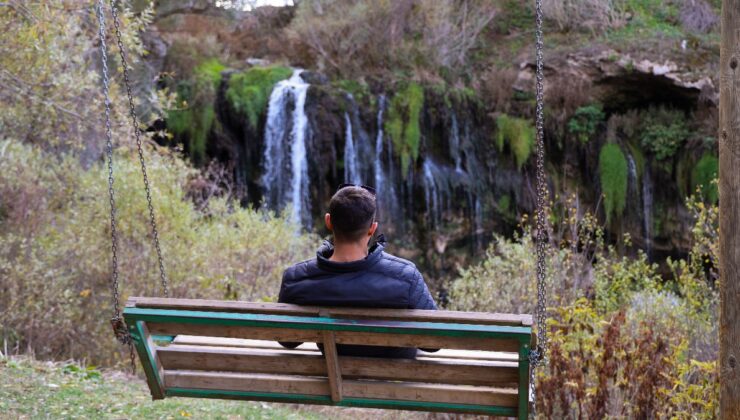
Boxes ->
[626,154,639,212]
[423,160,441,227]
[344,112,361,184]
[261,69,311,228]
[450,112,463,173]
[374,95,386,195]
[642,166,653,259]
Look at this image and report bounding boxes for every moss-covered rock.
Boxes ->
[692,153,719,203]
[495,114,534,170]
[599,143,628,223]
[167,59,226,164]
[225,65,293,130]
[386,82,424,176]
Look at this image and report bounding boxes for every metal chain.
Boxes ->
[108,0,169,297]
[95,0,136,374]
[530,0,550,414]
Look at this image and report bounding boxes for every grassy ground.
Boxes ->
[0,356,429,420]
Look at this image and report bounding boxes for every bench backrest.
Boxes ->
[124,297,534,418]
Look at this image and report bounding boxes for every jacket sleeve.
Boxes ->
[409,269,439,353]
[277,268,302,349]
[408,269,437,310]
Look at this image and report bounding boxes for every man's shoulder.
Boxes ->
[377,252,422,281]
[283,258,318,282]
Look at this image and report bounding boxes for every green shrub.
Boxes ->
[691,153,719,203]
[495,114,535,170]
[385,82,424,176]
[0,139,317,367]
[568,104,604,143]
[599,143,628,223]
[226,65,293,130]
[167,59,226,164]
[639,107,690,161]
[449,202,719,418]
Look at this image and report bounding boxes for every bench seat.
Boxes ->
[123,297,534,418]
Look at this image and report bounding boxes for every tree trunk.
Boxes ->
[719,0,740,417]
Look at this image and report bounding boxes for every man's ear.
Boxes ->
[325,213,333,231]
[368,221,378,236]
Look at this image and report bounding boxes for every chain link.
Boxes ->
[107,0,169,297]
[95,0,135,374]
[530,0,550,415]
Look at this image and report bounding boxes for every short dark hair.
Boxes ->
[328,186,376,242]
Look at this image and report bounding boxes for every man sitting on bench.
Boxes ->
[278,184,438,358]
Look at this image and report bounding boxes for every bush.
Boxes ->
[568,104,605,143]
[495,114,535,170]
[639,106,691,161]
[225,65,293,130]
[0,140,317,366]
[449,200,719,418]
[542,0,627,32]
[598,143,628,223]
[386,82,425,176]
[288,0,496,79]
[691,153,719,203]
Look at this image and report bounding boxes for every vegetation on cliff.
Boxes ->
[495,114,535,170]
[599,143,629,223]
[225,65,293,130]
[386,82,424,176]
[167,59,226,164]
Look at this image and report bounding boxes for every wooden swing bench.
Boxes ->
[124,297,535,418]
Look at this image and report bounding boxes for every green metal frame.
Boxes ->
[123,306,532,419]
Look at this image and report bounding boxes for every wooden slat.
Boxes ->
[171,336,519,362]
[147,322,322,343]
[164,371,518,407]
[333,330,521,352]
[172,336,320,351]
[157,345,519,386]
[147,322,520,352]
[322,331,343,402]
[128,297,533,326]
[166,371,330,395]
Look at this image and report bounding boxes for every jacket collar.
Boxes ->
[316,234,386,273]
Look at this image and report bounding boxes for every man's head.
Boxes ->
[325,186,378,244]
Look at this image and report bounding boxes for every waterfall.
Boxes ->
[626,153,639,214]
[450,112,463,173]
[374,95,386,195]
[261,69,311,228]
[642,166,653,259]
[423,160,441,227]
[344,112,361,184]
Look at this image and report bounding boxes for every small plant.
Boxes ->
[226,65,293,130]
[639,106,691,161]
[385,82,424,176]
[496,114,535,170]
[568,104,605,143]
[691,153,719,203]
[599,143,628,223]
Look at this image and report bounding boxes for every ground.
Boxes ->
[0,356,437,420]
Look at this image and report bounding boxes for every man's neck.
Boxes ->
[330,240,369,262]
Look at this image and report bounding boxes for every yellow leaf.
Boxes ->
[79,289,91,298]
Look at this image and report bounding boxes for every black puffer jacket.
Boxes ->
[278,237,437,358]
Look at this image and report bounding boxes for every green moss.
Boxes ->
[495,114,535,170]
[226,65,293,129]
[568,104,604,143]
[166,59,226,165]
[385,82,424,176]
[599,143,628,223]
[692,153,719,203]
[639,106,690,161]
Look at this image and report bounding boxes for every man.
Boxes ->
[278,184,437,358]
